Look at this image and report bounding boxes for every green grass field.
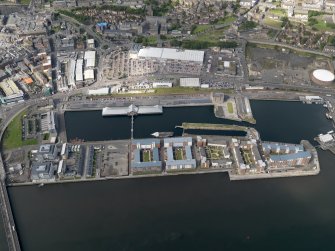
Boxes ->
[207,146,224,160]
[2,111,38,150]
[19,0,31,5]
[227,102,234,114]
[142,150,151,162]
[311,18,335,31]
[242,150,254,165]
[269,9,286,17]
[263,18,283,29]
[216,16,236,25]
[175,148,184,160]
[192,24,211,34]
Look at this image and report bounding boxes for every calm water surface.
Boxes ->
[5,101,335,251]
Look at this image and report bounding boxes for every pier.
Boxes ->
[102,105,163,116]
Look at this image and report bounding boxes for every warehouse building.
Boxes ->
[129,47,204,76]
[84,51,96,68]
[75,59,83,82]
[180,78,200,88]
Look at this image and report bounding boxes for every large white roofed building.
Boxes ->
[84,51,96,68]
[180,78,200,87]
[130,47,204,76]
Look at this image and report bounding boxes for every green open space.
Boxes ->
[309,17,335,32]
[269,9,286,17]
[207,146,224,160]
[2,110,38,151]
[263,18,283,29]
[142,150,151,162]
[18,0,31,4]
[227,102,234,114]
[242,150,254,165]
[215,16,237,25]
[191,24,212,34]
[175,148,184,160]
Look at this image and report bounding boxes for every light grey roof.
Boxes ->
[185,146,193,160]
[102,105,163,116]
[132,138,160,146]
[262,142,304,153]
[31,162,55,180]
[164,137,192,144]
[166,159,196,167]
[270,151,311,162]
[138,47,204,63]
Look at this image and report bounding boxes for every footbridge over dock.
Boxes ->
[102,105,163,116]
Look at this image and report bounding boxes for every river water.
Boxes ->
[4,101,335,251]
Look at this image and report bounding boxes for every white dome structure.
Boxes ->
[311,69,335,85]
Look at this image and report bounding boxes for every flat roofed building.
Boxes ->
[268,151,311,168]
[164,137,196,170]
[0,79,24,103]
[180,78,200,87]
[84,69,95,80]
[132,47,204,75]
[31,162,55,182]
[165,146,196,170]
[132,138,160,149]
[164,137,192,147]
[84,51,96,68]
[262,142,304,155]
[131,138,162,173]
[40,110,56,133]
[36,144,58,162]
[76,59,83,82]
[138,48,204,63]
[0,79,21,96]
[87,39,95,49]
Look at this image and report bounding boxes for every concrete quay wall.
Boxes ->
[229,169,320,181]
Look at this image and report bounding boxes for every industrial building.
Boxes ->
[128,47,204,76]
[75,59,83,82]
[84,69,95,81]
[87,87,110,96]
[310,69,335,85]
[180,78,200,88]
[131,139,162,174]
[84,51,96,68]
[0,78,24,103]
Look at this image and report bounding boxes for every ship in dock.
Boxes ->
[151,132,174,138]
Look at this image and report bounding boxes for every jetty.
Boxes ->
[102,104,163,116]
[177,123,249,132]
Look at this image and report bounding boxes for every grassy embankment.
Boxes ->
[2,111,38,150]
